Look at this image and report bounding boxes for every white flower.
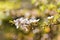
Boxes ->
[25,18,30,24]
[29,18,40,23]
[14,20,19,29]
[14,19,19,23]
[32,19,39,22]
[20,19,25,24]
[14,22,19,29]
[19,17,24,22]
[47,16,54,19]
[16,25,19,29]
[13,17,40,30]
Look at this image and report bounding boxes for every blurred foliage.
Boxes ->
[0,1,21,10]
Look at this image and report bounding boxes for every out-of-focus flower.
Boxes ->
[44,9,50,14]
[47,16,54,19]
[50,10,57,16]
[31,9,40,17]
[10,10,16,18]
[14,19,19,29]
[57,0,60,3]
[24,11,31,18]
[30,18,40,23]
[16,9,24,17]
[13,16,40,32]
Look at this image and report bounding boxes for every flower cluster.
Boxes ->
[14,16,40,32]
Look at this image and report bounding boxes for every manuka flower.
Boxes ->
[13,17,40,32]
